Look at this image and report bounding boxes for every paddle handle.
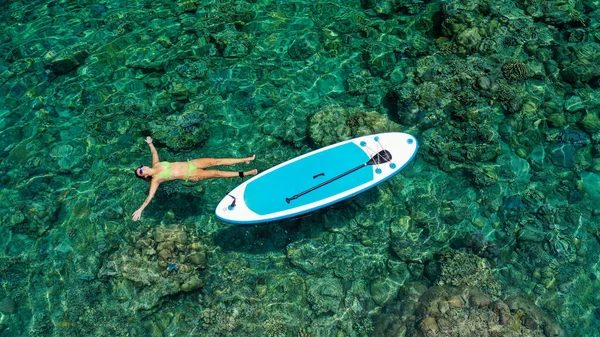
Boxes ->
[286,163,366,203]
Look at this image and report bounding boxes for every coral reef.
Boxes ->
[148,103,210,151]
[308,106,402,147]
[407,286,565,337]
[426,250,502,298]
[373,282,565,337]
[98,225,207,311]
[502,60,530,81]
[1,188,61,238]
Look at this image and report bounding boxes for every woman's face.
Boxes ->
[136,165,148,177]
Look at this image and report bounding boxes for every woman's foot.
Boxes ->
[245,155,256,164]
[243,169,258,176]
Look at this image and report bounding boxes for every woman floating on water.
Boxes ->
[132,136,257,221]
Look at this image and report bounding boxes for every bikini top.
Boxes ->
[155,162,171,179]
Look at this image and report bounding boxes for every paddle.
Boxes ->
[285,150,392,204]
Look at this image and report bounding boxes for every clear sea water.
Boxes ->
[1,0,599,336]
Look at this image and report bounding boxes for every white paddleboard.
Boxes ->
[215,132,418,224]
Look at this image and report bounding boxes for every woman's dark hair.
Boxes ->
[134,168,152,182]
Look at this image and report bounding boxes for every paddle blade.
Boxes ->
[367,150,392,165]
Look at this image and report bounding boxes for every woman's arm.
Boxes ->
[132,179,159,221]
[146,136,159,166]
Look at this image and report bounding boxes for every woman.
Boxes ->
[132,136,257,221]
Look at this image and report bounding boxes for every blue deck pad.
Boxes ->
[245,142,372,215]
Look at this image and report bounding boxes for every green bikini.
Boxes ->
[155,162,171,179]
[155,161,198,181]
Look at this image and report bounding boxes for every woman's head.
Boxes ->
[134,165,152,182]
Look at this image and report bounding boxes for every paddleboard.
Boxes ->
[215,132,418,224]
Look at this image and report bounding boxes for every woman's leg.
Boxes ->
[191,155,255,169]
[189,169,258,181]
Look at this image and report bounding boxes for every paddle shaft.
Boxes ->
[285,163,366,203]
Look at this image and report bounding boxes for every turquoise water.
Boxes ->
[1,0,599,336]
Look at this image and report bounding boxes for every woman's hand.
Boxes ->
[132,209,143,221]
[145,136,153,144]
